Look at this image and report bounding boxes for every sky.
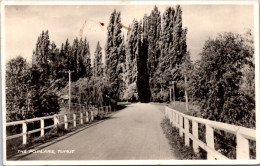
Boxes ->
[5,4,254,64]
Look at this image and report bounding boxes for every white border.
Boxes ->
[1,0,259,165]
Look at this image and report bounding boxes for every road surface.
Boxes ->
[16,103,176,160]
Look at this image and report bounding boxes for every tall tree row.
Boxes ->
[124,20,139,101]
[136,16,151,103]
[122,5,187,102]
[147,6,162,101]
[105,10,125,105]
[93,42,103,78]
[157,5,187,101]
[117,35,127,100]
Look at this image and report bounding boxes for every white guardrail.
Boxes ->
[6,106,112,145]
[165,107,256,160]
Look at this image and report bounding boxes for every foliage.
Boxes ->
[117,35,127,101]
[147,6,162,101]
[188,32,255,128]
[124,20,139,101]
[136,16,151,103]
[6,57,32,121]
[105,10,124,104]
[93,42,103,78]
[156,5,188,101]
[122,83,138,102]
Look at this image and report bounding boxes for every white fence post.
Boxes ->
[176,113,179,127]
[73,113,76,127]
[236,133,250,159]
[192,120,199,153]
[86,111,89,122]
[54,115,59,127]
[64,114,68,129]
[91,111,94,121]
[172,112,176,127]
[22,122,27,145]
[184,117,190,146]
[206,124,215,159]
[80,112,83,124]
[171,111,173,124]
[179,115,183,137]
[40,119,44,136]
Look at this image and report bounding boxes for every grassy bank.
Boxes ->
[160,117,204,160]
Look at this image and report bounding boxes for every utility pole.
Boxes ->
[66,70,74,112]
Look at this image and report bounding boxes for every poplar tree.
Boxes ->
[105,10,123,103]
[124,20,139,101]
[157,5,187,101]
[93,41,103,78]
[31,30,60,117]
[136,17,151,102]
[147,6,161,101]
[117,35,127,100]
[84,40,92,79]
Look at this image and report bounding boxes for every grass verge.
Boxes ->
[160,117,204,160]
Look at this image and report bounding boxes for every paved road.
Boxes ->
[18,103,176,160]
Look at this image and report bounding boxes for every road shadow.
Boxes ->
[7,114,119,160]
[115,104,127,111]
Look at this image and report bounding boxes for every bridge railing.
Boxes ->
[6,106,112,145]
[165,107,256,160]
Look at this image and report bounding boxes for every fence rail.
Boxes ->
[165,107,256,160]
[6,106,112,145]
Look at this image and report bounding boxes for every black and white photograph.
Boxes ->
[1,1,259,165]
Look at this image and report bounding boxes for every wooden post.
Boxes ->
[80,112,83,124]
[91,111,94,121]
[172,112,176,127]
[64,114,68,129]
[54,115,59,127]
[169,110,172,123]
[175,113,179,127]
[184,118,190,146]
[206,124,215,159]
[173,81,175,107]
[179,115,183,137]
[236,133,250,159]
[170,88,172,102]
[73,113,76,127]
[192,120,199,153]
[40,119,44,136]
[86,111,89,122]
[22,122,27,145]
